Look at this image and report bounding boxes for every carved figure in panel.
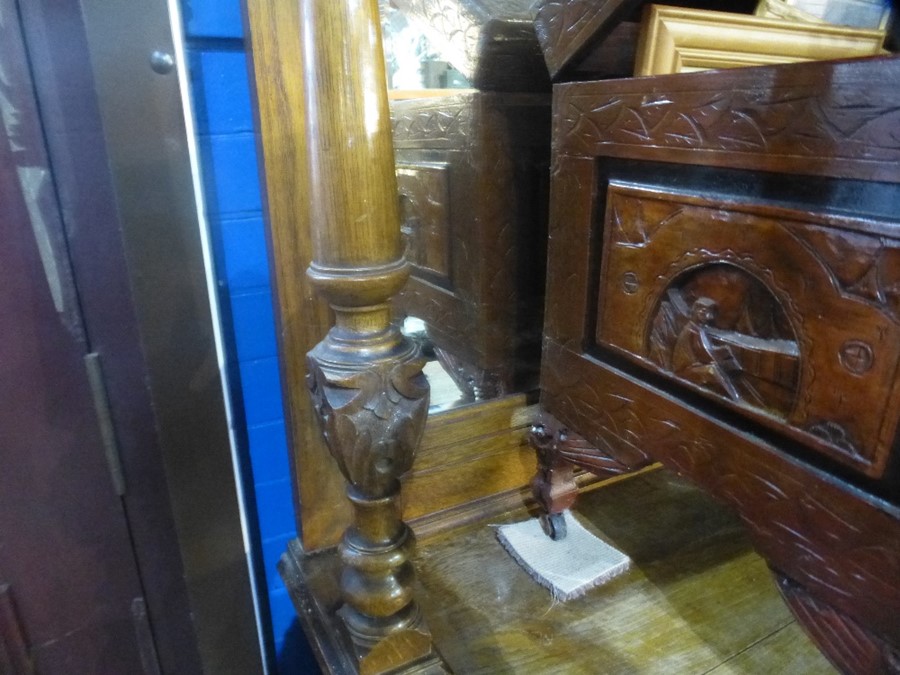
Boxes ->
[648,263,800,418]
[595,184,900,477]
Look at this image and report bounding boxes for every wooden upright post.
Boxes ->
[297,0,444,669]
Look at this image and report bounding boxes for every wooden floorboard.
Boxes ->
[705,622,834,674]
[414,470,836,674]
[287,468,836,673]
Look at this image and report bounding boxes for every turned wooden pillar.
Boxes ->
[298,0,439,665]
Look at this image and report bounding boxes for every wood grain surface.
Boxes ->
[285,470,834,673]
[245,0,345,550]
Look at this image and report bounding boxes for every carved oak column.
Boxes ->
[298,0,436,664]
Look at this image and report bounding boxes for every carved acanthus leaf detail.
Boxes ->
[307,355,429,496]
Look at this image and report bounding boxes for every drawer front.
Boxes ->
[594,183,900,477]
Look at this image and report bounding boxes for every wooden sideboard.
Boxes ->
[533,54,900,673]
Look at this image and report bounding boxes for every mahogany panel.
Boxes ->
[776,573,900,674]
[541,154,595,352]
[538,54,900,670]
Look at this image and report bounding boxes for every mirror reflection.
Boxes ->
[381,1,550,412]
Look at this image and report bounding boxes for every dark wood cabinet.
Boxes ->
[534,55,900,672]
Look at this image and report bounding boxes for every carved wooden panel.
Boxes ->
[540,339,900,648]
[554,56,900,183]
[775,574,900,674]
[533,0,642,77]
[397,162,452,283]
[538,52,900,671]
[593,183,900,477]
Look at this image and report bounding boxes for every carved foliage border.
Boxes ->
[392,100,474,146]
[555,62,900,178]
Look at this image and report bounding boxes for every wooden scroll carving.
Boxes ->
[528,412,647,539]
[298,0,447,670]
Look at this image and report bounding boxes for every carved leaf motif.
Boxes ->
[557,81,900,168]
[392,103,473,145]
[307,356,429,496]
[791,227,900,324]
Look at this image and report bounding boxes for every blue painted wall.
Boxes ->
[179,2,308,670]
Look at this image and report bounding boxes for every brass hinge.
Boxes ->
[84,352,126,496]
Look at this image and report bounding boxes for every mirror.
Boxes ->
[380,0,550,413]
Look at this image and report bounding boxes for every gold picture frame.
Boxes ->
[634,5,887,76]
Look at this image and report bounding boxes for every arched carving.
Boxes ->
[647,262,800,418]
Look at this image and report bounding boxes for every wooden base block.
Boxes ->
[279,540,450,675]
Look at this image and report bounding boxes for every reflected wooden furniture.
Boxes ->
[391,93,550,399]
[386,0,552,401]
[390,0,550,91]
[533,54,900,673]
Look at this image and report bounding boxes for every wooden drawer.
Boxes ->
[594,182,900,477]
